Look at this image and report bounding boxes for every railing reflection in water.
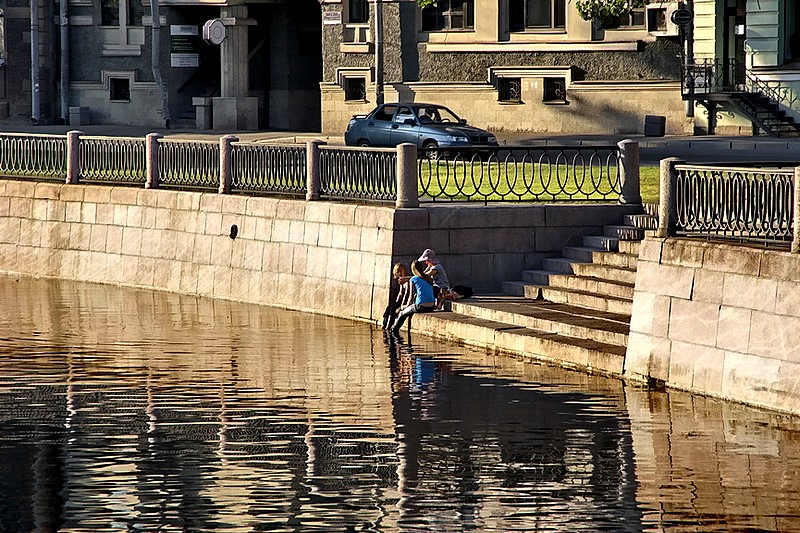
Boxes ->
[418,146,622,203]
[676,164,795,246]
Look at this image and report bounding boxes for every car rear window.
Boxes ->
[372,105,397,121]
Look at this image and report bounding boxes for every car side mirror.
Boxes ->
[404,118,416,126]
[459,118,467,124]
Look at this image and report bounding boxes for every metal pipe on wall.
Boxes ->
[30,0,40,123]
[150,0,171,127]
[59,0,69,123]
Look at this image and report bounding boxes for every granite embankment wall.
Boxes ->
[0,179,636,321]
[625,238,800,415]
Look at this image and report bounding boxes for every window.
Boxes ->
[101,0,119,26]
[349,0,368,23]
[543,77,566,103]
[109,78,130,101]
[343,77,366,101]
[422,0,474,31]
[508,0,565,31]
[372,105,397,121]
[128,0,144,26]
[497,78,522,102]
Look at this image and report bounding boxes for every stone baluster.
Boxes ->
[66,130,82,184]
[306,140,325,201]
[656,157,684,239]
[793,166,800,253]
[618,139,641,205]
[218,135,238,194]
[145,133,162,189]
[395,143,419,209]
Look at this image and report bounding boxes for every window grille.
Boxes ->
[498,78,522,102]
[109,78,131,101]
[543,77,567,103]
[344,77,367,102]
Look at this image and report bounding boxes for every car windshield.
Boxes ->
[416,106,462,125]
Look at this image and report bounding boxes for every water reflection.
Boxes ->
[0,276,799,532]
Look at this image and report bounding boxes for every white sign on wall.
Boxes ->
[170,25,199,68]
[323,11,342,25]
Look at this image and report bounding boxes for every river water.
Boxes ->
[1,276,800,532]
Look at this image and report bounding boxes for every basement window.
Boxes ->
[344,77,366,102]
[543,77,567,104]
[109,78,130,101]
[497,78,522,103]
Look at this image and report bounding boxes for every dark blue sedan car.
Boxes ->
[344,103,498,159]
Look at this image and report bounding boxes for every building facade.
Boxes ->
[321,0,691,135]
[0,0,324,130]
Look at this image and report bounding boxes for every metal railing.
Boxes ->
[319,146,397,202]
[80,136,147,185]
[157,138,219,190]
[418,146,622,202]
[231,143,307,196]
[682,58,800,112]
[0,133,67,180]
[674,164,795,245]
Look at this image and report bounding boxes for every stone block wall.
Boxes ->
[0,180,397,322]
[625,238,800,415]
[0,179,637,321]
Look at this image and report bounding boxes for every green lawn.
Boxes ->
[418,161,661,203]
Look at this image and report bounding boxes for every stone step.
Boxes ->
[590,250,638,269]
[643,202,659,217]
[604,225,646,240]
[539,285,633,315]
[502,280,541,298]
[409,311,626,376]
[618,240,641,255]
[521,269,557,285]
[541,257,579,274]
[583,235,619,251]
[546,274,635,300]
[570,262,637,284]
[450,296,629,346]
[563,246,605,262]
[623,213,659,230]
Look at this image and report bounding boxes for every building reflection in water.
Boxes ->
[0,276,798,532]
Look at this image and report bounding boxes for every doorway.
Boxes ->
[722,0,747,87]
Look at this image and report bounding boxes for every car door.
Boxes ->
[389,106,420,146]
[363,104,397,147]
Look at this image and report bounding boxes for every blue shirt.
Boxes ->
[410,276,435,305]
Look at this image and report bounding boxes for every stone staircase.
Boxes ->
[410,204,659,377]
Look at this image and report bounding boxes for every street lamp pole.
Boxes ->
[374,0,383,105]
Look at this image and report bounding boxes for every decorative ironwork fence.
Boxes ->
[319,146,396,202]
[0,133,67,180]
[80,136,147,185]
[418,146,621,203]
[231,143,307,196]
[675,164,795,245]
[157,138,219,190]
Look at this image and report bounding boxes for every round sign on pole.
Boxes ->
[203,19,226,46]
[671,8,693,27]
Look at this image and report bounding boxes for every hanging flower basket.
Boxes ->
[574,0,645,25]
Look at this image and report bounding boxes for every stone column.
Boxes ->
[145,133,162,189]
[656,157,684,239]
[212,6,258,131]
[793,166,800,253]
[306,140,325,201]
[618,139,641,205]
[218,135,238,194]
[66,130,82,184]
[396,143,419,208]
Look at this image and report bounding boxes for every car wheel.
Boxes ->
[422,141,440,161]
[358,139,371,147]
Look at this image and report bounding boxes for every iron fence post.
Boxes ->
[657,157,684,238]
[793,166,800,253]
[66,130,82,184]
[306,140,325,201]
[218,135,238,194]
[618,139,641,205]
[396,143,418,208]
[145,133,162,189]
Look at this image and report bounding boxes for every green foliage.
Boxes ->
[574,0,646,23]
[417,0,438,9]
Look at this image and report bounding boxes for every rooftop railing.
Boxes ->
[657,158,800,252]
[0,130,640,207]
